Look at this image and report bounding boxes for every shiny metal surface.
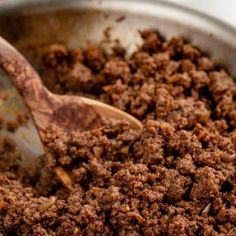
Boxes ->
[1,0,236,75]
[0,67,44,168]
[0,0,236,164]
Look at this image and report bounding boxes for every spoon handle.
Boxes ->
[0,36,103,134]
[0,37,57,131]
[0,37,46,95]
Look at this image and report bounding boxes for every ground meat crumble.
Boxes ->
[0,30,235,235]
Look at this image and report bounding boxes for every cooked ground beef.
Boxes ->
[0,30,235,235]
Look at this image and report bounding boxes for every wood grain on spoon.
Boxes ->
[0,36,142,190]
[0,48,102,133]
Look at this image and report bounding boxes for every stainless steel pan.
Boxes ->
[0,0,236,75]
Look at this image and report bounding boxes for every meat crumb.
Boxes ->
[0,30,235,235]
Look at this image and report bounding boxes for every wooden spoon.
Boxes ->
[0,36,142,189]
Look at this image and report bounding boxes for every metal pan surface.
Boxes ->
[0,0,236,76]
